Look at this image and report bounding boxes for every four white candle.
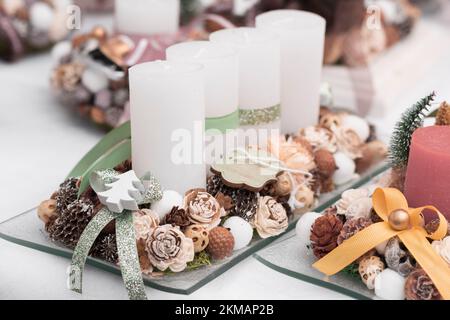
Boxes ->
[115,0,180,35]
[210,27,281,130]
[166,41,239,131]
[256,10,326,133]
[129,60,206,193]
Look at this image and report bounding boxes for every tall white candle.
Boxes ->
[129,60,206,193]
[166,41,239,131]
[210,27,281,131]
[256,10,326,133]
[115,0,180,35]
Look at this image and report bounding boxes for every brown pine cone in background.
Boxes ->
[215,192,233,212]
[55,177,80,214]
[337,217,372,245]
[405,269,442,300]
[310,213,343,258]
[47,199,94,249]
[206,174,258,220]
[90,233,118,264]
[164,206,191,228]
[436,101,450,126]
[314,149,337,177]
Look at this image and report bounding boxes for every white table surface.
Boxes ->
[1,12,449,300]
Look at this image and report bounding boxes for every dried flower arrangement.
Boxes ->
[0,0,72,61]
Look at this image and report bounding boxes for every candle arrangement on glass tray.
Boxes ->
[0,0,73,62]
[256,94,450,300]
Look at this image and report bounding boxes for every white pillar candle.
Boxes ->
[166,41,239,131]
[115,0,180,35]
[210,27,281,132]
[129,60,206,193]
[256,10,326,134]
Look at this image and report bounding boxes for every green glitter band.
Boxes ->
[205,109,240,134]
[68,208,119,294]
[239,104,281,126]
[116,211,147,300]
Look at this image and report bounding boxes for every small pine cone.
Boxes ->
[163,206,191,227]
[91,234,119,264]
[390,166,407,192]
[215,192,233,211]
[405,269,442,300]
[114,159,132,173]
[337,217,372,245]
[55,177,80,213]
[436,101,450,126]
[206,174,224,196]
[206,227,235,260]
[314,149,337,177]
[310,213,343,259]
[47,199,94,248]
[230,189,258,221]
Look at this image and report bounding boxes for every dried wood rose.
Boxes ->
[405,269,442,300]
[145,225,194,273]
[252,196,288,238]
[184,190,222,230]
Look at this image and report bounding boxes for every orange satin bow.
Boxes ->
[313,187,450,300]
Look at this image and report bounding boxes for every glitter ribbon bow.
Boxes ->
[67,169,163,300]
[313,188,450,300]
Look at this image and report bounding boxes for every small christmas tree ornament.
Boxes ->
[388,92,435,168]
[206,226,235,260]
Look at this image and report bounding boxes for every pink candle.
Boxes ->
[404,125,450,221]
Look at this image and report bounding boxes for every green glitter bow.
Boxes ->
[239,104,281,126]
[67,169,163,300]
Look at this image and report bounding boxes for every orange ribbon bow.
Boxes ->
[313,188,450,300]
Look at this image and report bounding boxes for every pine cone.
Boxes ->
[310,213,343,259]
[206,227,235,260]
[215,192,233,211]
[55,178,79,213]
[114,159,132,173]
[163,206,191,227]
[47,199,94,248]
[91,234,118,264]
[206,175,258,220]
[405,269,442,300]
[337,217,372,245]
[436,101,450,126]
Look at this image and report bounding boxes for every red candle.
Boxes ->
[404,125,450,221]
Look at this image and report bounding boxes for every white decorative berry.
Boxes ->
[374,269,406,300]
[342,114,370,142]
[97,171,144,213]
[151,190,183,220]
[296,212,322,249]
[223,216,253,251]
[81,69,109,93]
[51,41,72,63]
[332,152,356,185]
[30,2,55,31]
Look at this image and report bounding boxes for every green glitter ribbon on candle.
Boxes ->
[239,104,281,126]
[68,169,163,300]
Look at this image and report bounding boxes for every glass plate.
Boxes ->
[253,169,392,300]
[0,162,390,295]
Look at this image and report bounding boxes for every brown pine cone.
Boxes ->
[90,234,118,264]
[55,177,80,214]
[206,227,235,260]
[163,206,191,227]
[436,101,450,126]
[215,192,233,211]
[337,217,372,245]
[314,149,337,177]
[47,199,94,249]
[405,269,442,300]
[310,213,343,259]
